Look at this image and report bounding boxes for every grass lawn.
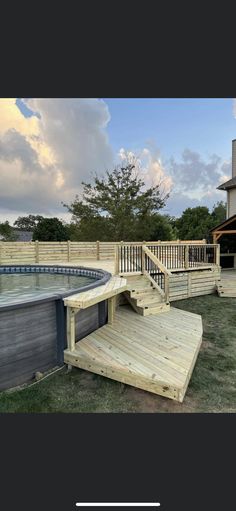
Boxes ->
[1,294,236,413]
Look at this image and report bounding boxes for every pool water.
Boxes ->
[0,273,95,305]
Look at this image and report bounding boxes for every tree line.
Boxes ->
[0,164,226,242]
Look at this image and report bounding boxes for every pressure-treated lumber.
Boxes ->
[64,276,128,309]
[64,305,203,402]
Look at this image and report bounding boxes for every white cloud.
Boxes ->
[118,146,173,199]
[0,98,113,221]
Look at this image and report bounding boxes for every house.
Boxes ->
[13,229,33,242]
[211,139,236,268]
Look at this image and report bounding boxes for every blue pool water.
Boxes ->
[0,273,94,305]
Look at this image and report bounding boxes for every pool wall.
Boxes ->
[0,265,110,391]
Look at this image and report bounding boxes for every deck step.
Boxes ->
[124,274,168,316]
[217,280,236,297]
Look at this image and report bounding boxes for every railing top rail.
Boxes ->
[142,246,172,276]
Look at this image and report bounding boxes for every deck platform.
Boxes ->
[64,305,203,402]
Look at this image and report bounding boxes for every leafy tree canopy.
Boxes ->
[211,201,227,226]
[0,221,17,241]
[64,163,169,241]
[14,215,44,231]
[32,218,69,241]
[174,206,213,240]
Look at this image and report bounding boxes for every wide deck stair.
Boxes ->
[217,271,236,297]
[124,275,170,316]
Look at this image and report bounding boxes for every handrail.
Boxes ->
[142,246,170,302]
[142,246,172,276]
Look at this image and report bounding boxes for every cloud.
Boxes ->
[118,146,173,199]
[0,98,113,220]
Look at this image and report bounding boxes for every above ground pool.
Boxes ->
[0,265,111,391]
[0,266,101,305]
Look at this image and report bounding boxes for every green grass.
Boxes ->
[1,295,236,413]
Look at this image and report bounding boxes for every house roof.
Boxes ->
[210,214,236,232]
[13,229,33,241]
[217,176,236,190]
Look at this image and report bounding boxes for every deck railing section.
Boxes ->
[142,246,171,302]
[147,243,219,270]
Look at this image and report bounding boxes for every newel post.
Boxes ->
[142,241,146,274]
[184,245,189,269]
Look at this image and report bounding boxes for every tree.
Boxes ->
[0,221,17,241]
[175,207,213,240]
[32,218,70,241]
[14,214,44,231]
[211,201,226,226]
[64,163,169,241]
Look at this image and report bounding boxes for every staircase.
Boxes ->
[124,274,170,316]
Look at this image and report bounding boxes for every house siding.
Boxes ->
[228,188,236,217]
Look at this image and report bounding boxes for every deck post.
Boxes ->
[184,245,189,269]
[142,244,146,273]
[96,240,100,260]
[108,296,115,324]
[67,307,76,351]
[115,244,120,274]
[35,240,39,263]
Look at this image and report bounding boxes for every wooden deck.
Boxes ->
[64,304,203,402]
[217,269,236,297]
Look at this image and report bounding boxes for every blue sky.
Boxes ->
[0,98,236,223]
[104,98,236,161]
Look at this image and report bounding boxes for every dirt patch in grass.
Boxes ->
[1,294,236,413]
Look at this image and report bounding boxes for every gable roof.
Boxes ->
[210,214,236,232]
[217,176,236,190]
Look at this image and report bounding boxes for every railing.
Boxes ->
[146,243,219,270]
[117,242,220,274]
[142,246,171,302]
[0,240,220,268]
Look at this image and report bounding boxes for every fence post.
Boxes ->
[0,242,2,265]
[35,240,39,263]
[96,240,100,260]
[184,245,189,269]
[67,240,71,262]
[115,244,120,274]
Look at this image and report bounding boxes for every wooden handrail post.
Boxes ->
[184,245,189,269]
[0,242,2,266]
[165,274,170,302]
[96,240,100,260]
[115,245,120,275]
[142,244,146,273]
[35,240,39,263]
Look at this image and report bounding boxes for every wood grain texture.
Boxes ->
[64,304,203,402]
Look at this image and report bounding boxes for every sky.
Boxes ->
[0,97,236,225]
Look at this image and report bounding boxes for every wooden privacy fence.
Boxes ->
[0,239,219,267]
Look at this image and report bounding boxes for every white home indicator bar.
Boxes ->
[76,504,160,508]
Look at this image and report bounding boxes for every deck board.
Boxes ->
[64,305,202,402]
